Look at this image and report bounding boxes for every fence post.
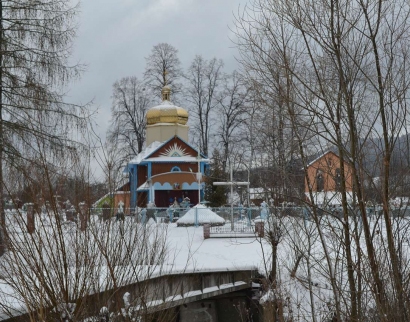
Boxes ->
[255,220,264,238]
[27,203,35,234]
[79,202,88,231]
[102,203,111,221]
[203,223,210,239]
[66,206,77,222]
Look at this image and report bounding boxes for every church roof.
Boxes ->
[128,136,209,165]
[305,150,338,168]
[128,141,163,164]
[146,86,188,125]
[146,100,188,125]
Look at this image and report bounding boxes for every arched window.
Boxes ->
[316,169,324,191]
[171,166,181,172]
[334,168,341,191]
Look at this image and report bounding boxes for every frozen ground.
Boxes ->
[166,222,264,271]
[1,209,405,321]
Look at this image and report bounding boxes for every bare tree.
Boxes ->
[0,151,186,321]
[109,76,151,157]
[184,55,224,156]
[144,43,183,99]
[216,70,249,172]
[92,135,125,205]
[0,207,177,321]
[235,0,410,320]
[0,0,89,255]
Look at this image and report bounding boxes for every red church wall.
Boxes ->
[305,151,353,193]
[155,190,198,207]
[149,137,199,158]
[151,163,199,176]
[114,192,131,214]
[137,165,147,187]
[151,172,200,185]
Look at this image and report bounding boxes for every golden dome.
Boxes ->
[146,85,188,125]
[146,103,189,125]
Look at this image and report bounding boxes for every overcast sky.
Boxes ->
[68,0,247,141]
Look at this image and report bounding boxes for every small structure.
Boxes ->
[92,182,131,215]
[177,204,225,227]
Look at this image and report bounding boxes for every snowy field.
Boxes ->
[0,208,407,321]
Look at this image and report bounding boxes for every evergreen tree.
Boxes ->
[204,149,227,207]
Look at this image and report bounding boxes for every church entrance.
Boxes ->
[155,190,198,207]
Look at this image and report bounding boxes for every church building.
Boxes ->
[126,86,209,209]
[304,151,354,206]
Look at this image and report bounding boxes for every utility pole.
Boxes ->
[213,166,249,231]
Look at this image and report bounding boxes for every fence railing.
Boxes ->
[6,205,410,236]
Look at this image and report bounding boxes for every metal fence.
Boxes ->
[16,204,410,235]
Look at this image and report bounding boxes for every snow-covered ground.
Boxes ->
[167,222,263,270]
[176,204,225,226]
[1,208,408,321]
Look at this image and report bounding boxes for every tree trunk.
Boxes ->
[0,0,4,257]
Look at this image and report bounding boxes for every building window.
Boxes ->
[335,168,341,191]
[316,169,324,191]
[171,166,181,172]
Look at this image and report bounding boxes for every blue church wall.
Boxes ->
[129,164,138,209]
[148,162,152,178]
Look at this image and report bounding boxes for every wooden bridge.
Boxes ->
[2,266,262,322]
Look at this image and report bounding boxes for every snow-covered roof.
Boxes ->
[92,180,129,206]
[128,141,163,164]
[177,204,225,225]
[137,181,149,191]
[144,157,210,163]
[305,150,336,168]
[150,100,182,110]
[128,137,208,165]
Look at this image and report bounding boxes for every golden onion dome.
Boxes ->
[146,86,189,125]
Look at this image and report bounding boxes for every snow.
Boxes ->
[128,141,163,164]
[144,156,209,162]
[176,204,225,226]
[202,286,219,293]
[167,226,261,271]
[219,283,235,289]
[136,181,149,191]
[259,289,275,304]
[305,191,354,206]
[183,290,202,298]
[149,100,183,110]
[127,140,210,165]
[123,292,131,308]
[2,208,407,321]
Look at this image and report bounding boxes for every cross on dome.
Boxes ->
[162,70,171,101]
[162,85,171,101]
